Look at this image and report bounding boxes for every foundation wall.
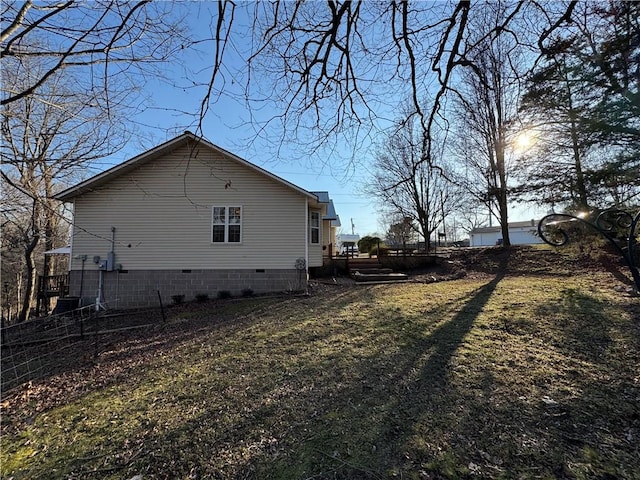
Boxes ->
[68,268,304,309]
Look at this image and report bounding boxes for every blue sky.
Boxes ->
[110,87,384,236]
[95,2,385,236]
[96,2,546,238]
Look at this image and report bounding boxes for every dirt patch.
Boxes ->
[408,245,637,287]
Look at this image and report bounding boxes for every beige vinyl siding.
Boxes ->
[330,225,337,248]
[70,144,310,271]
[321,221,332,254]
[320,221,338,257]
[308,244,323,267]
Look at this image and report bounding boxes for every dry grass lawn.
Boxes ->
[1,247,639,479]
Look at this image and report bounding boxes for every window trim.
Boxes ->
[310,211,320,244]
[211,205,242,244]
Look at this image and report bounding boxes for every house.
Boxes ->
[469,220,543,247]
[312,191,341,258]
[54,132,339,308]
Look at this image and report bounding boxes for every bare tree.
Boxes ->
[384,216,417,252]
[202,2,578,167]
[2,0,584,166]
[1,56,129,322]
[368,112,459,252]
[1,1,193,321]
[447,2,528,247]
[454,200,491,237]
[2,1,582,160]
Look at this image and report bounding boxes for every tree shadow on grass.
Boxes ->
[29,272,508,480]
[10,246,638,480]
[239,265,510,478]
[9,252,578,480]
[534,287,613,364]
[412,270,505,387]
[370,269,507,473]
[14,252,637,480]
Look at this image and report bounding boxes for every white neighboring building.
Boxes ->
[337,233,360,254]
[470,220,543,247]
[338,233,360,245]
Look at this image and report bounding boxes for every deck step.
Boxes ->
[350,267,393,275]
[347,257,408,283]
[349,262,382,269]
[355,279,409,285]
[352,272,409,282]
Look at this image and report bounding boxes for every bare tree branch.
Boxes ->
[0,0,33,43]
[1,1,186,106]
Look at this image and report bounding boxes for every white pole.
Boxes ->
[96,269,103,311]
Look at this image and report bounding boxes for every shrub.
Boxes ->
[217,290,232,299]
[241,288,254,297]
[358,235,382,254]
[171,294,185,305]
[195,293,209,303]
[369,245,389,257]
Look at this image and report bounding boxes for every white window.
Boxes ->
[212,206,242,243]
[310,211,320,244]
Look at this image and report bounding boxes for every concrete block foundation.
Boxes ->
[69,268,305,309]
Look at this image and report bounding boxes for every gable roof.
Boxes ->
[54,131,319,202]
[311,191,339,221]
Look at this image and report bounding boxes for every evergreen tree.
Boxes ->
[516,2,639,211]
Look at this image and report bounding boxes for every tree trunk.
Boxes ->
[495,134,511,247]
[498,193,510,247]
[18,235,39,323]
[569,117,589,210]
[497,183,511,247]
[42,198,58,314]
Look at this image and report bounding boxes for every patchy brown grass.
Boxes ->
[2,247,639,479]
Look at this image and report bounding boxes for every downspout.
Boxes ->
[69,199,76,295]
[304,198,309,282]
[71,253,87,305]
[78,256,85,300]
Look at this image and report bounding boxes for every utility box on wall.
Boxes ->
[106,252,115,271]
[98,252,117,271]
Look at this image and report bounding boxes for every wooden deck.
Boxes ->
[35,274,70,316]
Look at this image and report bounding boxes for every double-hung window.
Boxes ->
[310,211,320,244]
[212,206,242,243]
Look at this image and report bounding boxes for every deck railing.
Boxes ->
[37,274,70,297]
[35,274,70,316]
